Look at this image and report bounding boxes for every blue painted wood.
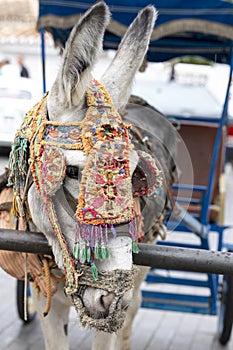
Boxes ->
[141,301,215,315]
[142,290,210,303]
[145,274,209,288]
[141,290,215,314]
[40,28,46,94]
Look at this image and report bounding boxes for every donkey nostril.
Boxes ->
[101,292,114,310]
[82,287,115,318]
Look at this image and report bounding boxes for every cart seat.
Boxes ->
[173,120,226,224]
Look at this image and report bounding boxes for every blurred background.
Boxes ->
[1,1,233,349]
[0,0,232,160]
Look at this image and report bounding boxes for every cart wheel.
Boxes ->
[16,280,35,324]
[218,274,233,345]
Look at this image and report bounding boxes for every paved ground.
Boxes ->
[0,158,233,350]
[1,268,233,350]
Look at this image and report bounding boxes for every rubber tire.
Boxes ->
[16,279,35,324]
[218,274,233,345]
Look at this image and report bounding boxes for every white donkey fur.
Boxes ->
[28,2,157,350]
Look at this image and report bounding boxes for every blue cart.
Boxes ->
[36,0,233,345]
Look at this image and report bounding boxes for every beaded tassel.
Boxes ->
[91,262,98,281]
[73,222,110,265]
[132,241,140,254]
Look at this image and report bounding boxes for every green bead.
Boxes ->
[98,245,103,260]
[132,241,140,254]
[105,247,110,259]
[86,247,91,262]
[81,246,87,261]
[73,244,80,259]
[94,242,100,259]
[91,262,98,281]
[101,247,110,260]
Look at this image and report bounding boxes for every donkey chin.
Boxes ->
[71,235,135,333]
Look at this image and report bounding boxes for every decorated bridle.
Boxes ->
[8,79,162,330]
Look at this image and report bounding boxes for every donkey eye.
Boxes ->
[66,165,79,179]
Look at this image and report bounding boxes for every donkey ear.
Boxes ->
[49,2,110,110]
[101,6,157,108]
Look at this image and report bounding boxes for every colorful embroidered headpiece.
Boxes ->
[8,79,162,294]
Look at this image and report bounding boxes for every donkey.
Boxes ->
[6,2,177,349]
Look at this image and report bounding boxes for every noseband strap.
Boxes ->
[72,265,137,333]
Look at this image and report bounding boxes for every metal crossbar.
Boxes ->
[0,228,233,275]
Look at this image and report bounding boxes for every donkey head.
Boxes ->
[26,1,157,332]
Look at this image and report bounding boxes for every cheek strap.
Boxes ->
[40,146,66,196]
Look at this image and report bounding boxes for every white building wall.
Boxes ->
[1,40,232,116]
[0,39,61,93]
